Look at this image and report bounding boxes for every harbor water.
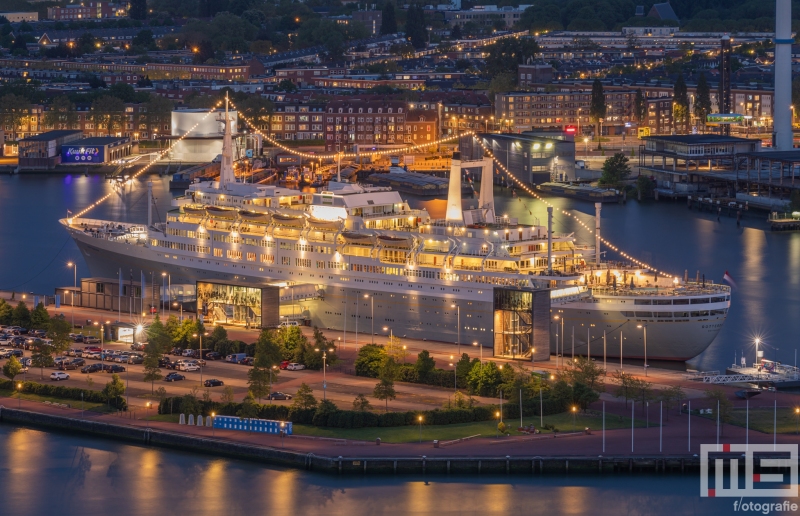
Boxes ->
[0,172,798,373]
[0,425,754,515]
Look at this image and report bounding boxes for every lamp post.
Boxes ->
[572,405,577,432]
[451,304,460,355]
[146,401,151,428]
[211,412,216,437]
[130,324,142,408]
[583,137,589,159]
[315,347,334,400]
[192,331,208,386]
[755,338,761,368]
[269,365,277,403]
[495,411,500,438]
[473,341,482,364]
[161,272,167,315]
[67,261,76,328]
[173,301,183,321]
[369,295,374,344]
[449,355,456,392]
[17,381,22,408]
[418,415,423,443]
[637,324,648,376]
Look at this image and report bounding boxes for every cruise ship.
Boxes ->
[60,104,729,362]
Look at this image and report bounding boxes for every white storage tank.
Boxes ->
[171,109,238,137]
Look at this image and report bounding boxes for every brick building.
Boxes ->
[47,2,127,20]
[405,109,438,144]
[494,90,635,135]
[518,64,554,88]
[352,10,382,36]
[267,104,325,141]
[645,96,674,135]
[323,100,407,152]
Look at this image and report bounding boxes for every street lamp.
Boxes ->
[315,347,334,400]
[473,341,482,364]
[796,407,799,435]
[17,381,22,408]
[495,411,500,438]
[172,301,182,321]
[211,412,216,437]
[755,338,762,367]
[637,324,648,376]
[146,401,151,428]
[449,359,456,392]
[367,294,374,344]
[269,365,277,403]
[451,304,460,355]
[67,261,76,328]
[418,415,423,443]
[192,331,209,385]
[583,137,589,159]
[572,405,577,432]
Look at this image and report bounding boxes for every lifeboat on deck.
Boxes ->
[307,216,342,230]
[341,231,376,245]
[272,212,306,227]
[205,206,238,219]
[377,235,413,248]
[239,210,271,223]
[182,205,207,216]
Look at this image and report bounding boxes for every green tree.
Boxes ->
[636,175,655,198]
[611,370,634,407]
[659,384,685,420]
[633,88,646,123]
[673,74,689,133]
[373,377,396,412]
[466,361,503,396]
[352,393,372,411]
[381,0,397,34]
[143,94,173,134]
[248,329,281,402]
[488,72,516,103]
[29,302,50,330]
[0,93,29,140]
[44,95,78,130]
[598,152,631,187]
[354,343,387,378]
[2,355,22,382]
[563,356,605,392]
[275,326,306,360]
[237,95,273,133]
[236,393,259,419]
[220,385,235,403]
[90,95,126,136]
[103,373,126,407]
[589,79,606,141]
[572,381,599,411]
[291,382,317,410]
[483,37,539,80]
[705,388,733,436]
[414,349,436,380]
[405,4,427,49]
[11,301,30,328]
[30,338,54,378]
[694,73,712,131]
[0,299,11,325]
[143,315,168,393]
[46,315,72,357]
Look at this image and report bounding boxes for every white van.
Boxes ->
[279,321,299,328]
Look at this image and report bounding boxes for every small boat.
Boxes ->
[205,206,238,219]
[341,231,376,244]
[377,235,413,248]
[182,205,207,216]
[238,210,271,223]
[271,212,305,227]
[536,182,620,202]
[307,216,342,230]
[735,389,762,399]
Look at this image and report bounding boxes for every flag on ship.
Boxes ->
[723,271,737,288]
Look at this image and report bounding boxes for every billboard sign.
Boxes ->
[706,113,744,124]
[62,146,104,164]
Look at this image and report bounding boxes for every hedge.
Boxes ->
[0,378,127,410]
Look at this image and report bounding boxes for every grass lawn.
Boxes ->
[292,410,650,444]
[700,407,800,434]
[0,389,114,413]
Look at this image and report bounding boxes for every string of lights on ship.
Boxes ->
[71,100,673,278]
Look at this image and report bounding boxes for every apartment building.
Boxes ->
[405,109,439,144]
[444,5,531,28]
[323,100,407,152]
[267,104,325,141]
[47,2,126,20]
[494,90,635,135]
[645,96,674,135]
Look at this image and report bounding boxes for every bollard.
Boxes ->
[376,437,381,446]
[188,414,195,426]
[197,415,204,426]
[206,415,212,427]
[179,414,186,425]
[433,440,439,448]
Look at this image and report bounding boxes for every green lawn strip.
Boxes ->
[699,407,800,434]
[291,410,649,444]
[0,389,112,412]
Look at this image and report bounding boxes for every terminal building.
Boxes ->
[61,136,137,165]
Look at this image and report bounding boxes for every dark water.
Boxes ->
[1,173,798,373]
[0,425,744,515]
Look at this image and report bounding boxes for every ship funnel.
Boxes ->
[478,157,495,223]
[445,151,464,224]
[219,95,236,189]
[774,0,793,150]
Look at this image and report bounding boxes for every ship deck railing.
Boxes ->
[589,283,730,297]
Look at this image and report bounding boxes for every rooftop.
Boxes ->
[643,135,753,145]
[20,130,81,142]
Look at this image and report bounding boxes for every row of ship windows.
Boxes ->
[621,309,728,318]
[631,296,729,305]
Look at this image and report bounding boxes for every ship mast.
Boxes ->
[219,93,236,190]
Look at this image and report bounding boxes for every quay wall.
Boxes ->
[0,406,723,476]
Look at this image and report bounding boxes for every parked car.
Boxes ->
[70,358,86,367]
[204,351,221,361]
[164,372,185,382]
[84,337,100,345]
[58,362,78,370]
[278,321,299,328]
[127,355,143,365]
[81,363,103,374]
[31,329,47,337]
[106,365,126,374]
[203,379,224,387]
[238,357,254,366]
[267,392,293,400]
[170,347,183,356]
[20,357,31,367]
[279,360,290,370]
[286,363,305,371]
[177,362,199,372]
[53,356,68,367]
[84,351,101,359]
[158,357,173,368]
[0,348,11,359]
[9,349,22,358]
[130,342,145,351]
[50,371,70,381]
[181,349,195,357]
[226,353,247,363]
